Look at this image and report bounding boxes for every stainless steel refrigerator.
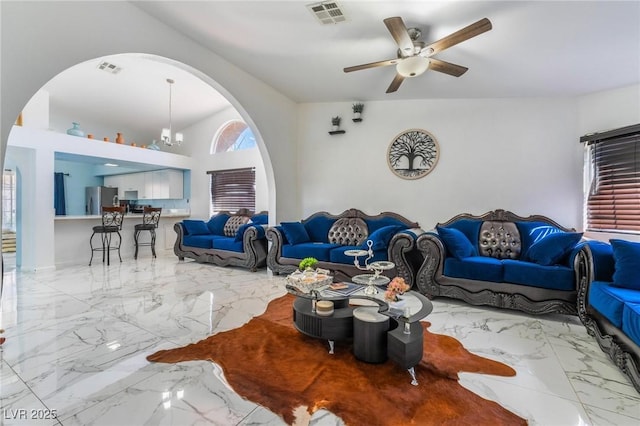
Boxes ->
[85,186,119,215]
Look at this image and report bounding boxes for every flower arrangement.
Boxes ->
[384,277,410,301]
[331,116,341,127]
[299,257,318,271]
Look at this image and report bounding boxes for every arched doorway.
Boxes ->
[3,53,273,270]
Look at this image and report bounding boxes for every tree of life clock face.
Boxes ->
[387,129,440,180]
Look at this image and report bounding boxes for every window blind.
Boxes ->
[584,124,640,233]
[208,168,255,214]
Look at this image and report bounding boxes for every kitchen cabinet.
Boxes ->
[122,173,146,199]
[105,172,146,199]
[151,169,183,199]
[103,174,125,199]
[104,169,183,200]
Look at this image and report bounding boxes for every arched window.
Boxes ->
[213,121,256,153]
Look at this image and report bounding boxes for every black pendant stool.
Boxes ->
[134,207,162,259]
[89,206,125,266]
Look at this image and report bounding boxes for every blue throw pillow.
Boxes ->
[437,226,477,259]
[252,214,268,225]
[526,232,583,266]
[362,225,403,251]
[281,222,311,245]
[207,214,230,235]
[183,220,211,236]
[516,222,562,254]
[234,223,253,241]
[304,216,335,243]
[611,239,640,290]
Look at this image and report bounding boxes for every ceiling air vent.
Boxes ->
[97,61,122,74]
[307,1,348,25]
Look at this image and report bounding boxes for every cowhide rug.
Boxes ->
[147,294,526,425]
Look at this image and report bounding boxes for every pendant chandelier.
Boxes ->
[161,78,183,146]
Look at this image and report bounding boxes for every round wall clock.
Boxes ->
[387,128,440,180]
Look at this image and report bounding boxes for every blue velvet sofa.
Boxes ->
[174,209,268,271]
[266,209,424,286]
[415,209,588,315]
[577,239,640,392]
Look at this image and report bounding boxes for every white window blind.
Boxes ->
[208,168,256,214]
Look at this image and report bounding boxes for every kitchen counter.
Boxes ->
[55,210,191,220]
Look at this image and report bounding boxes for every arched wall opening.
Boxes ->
[1,2,300,273]
[3,52,275,270]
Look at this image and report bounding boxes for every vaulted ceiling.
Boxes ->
[41,1,640,137]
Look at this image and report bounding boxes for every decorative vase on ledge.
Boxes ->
[116,132,124,144]
[66,122,85,137]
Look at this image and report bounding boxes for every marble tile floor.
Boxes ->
[0,253,638,426]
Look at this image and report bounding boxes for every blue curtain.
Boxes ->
[54,172,66,215]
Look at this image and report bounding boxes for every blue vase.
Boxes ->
[66,122,85,137]
[147,140,161,151]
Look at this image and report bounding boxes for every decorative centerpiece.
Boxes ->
[299,257,318,271]
[286,257,332,293]
[384,277,410,302]
[345,240,395,294]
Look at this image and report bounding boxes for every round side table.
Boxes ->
[353,306,390,363]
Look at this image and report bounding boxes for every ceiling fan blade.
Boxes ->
[428,58,468,77]
[386,73,405,93]
[383,17,415,57]
[423,18,492,56]
[343,58,400,73]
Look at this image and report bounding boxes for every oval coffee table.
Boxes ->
[288,284,433,385]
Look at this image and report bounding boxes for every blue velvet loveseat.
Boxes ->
[577,239,640,392]
[415,209,588,315]
[174,209,268,271]
[266,208,424,286]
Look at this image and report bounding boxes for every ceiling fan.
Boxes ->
[344,16,492,93]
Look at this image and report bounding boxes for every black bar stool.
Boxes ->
[89,206,125,266]
[134,207,162,259]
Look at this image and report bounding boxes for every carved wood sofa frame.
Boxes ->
[266,208,423,287]
[577,244,640,393]
[173,210,268,272]
[415,209,588,315]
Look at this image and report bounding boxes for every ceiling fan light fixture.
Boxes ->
[397,56,430,78]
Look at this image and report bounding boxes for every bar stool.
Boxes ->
[134,207,162,259]
[89,206,125,266]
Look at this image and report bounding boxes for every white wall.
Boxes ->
[577,84,640,135]
[299,97,583,230]
[21,89,50,130]
[49,105,150,145]
[176,106,269,219]
[4,144,56,271]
